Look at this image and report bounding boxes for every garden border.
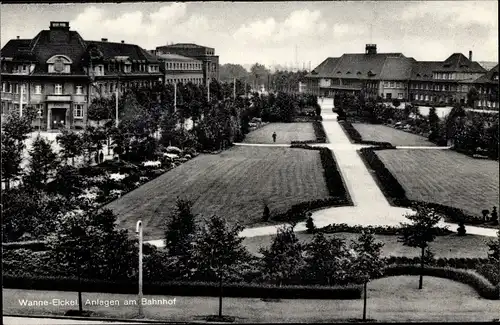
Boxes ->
[290,121,328,144]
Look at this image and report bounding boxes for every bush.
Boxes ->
[2,274,362,299]
[384,256,489,269]
[312,121,327,143]
[381,265,499,300]
[339,121,395,148]
[262,205,270,222]
[320,223,452,236]
[457,221,466,236]
[305,214,316,234]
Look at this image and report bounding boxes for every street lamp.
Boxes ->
[37,109,42,134]
[135,220,144,319]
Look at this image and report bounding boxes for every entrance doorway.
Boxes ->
[51,108,66,129]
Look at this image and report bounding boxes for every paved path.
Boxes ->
[395,146,452,150]
[145,102,498,247]
[3,317,117,324]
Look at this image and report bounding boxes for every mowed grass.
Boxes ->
[242,232,491,258]
[243,122,316,144]
[353,123,436,146]
[376,149,499,216]
[106,146,331,239]
[4,276,499,322]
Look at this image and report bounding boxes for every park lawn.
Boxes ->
[352,123,436,147]
[242,232,491,258]
[3,276,499,322]
[243,122,316,144]
[106,146,332,240]
[375,149,499,217]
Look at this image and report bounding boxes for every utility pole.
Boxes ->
[207,79,211,102]
[135,220,144,318]
[19,84,23,117]
[115,87,119,127]
[233,78,236,99]
[174,82,177,112]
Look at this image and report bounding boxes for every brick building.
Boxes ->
[306,44,490,108]
[153,53,204,85]
[1,21,163,130]
[154,43,219,85]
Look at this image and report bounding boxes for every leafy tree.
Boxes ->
[467,87,480,109]
[428,106,441,142]
[48,164,86,199]
[260,224,305,286]
[487,230,500,261]
[304,232,348,285]
[47,207,137,312]
[24,135,59,189]
[349,231,385,322]
[250,63,271,90]
[219,63,250,83]
[56,129,84,165]
[87,97,114,124]
[191,215,250,318]
[164,199,197,279]
[398,205,443,289]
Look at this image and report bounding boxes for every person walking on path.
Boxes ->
[99,151,104,163]
[272,132,277,143]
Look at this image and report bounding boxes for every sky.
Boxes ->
[1,1,498,69]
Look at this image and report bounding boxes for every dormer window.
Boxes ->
[47,55,72,74]
[148,65,159,73]
[337,71,341,74]
[356,71,361,75]
[346,71,351,74]
[416,73,421,77]
[124,63,132,73]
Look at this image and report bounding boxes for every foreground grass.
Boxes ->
[3,276,499,322]
[242,231,491,258]
[243,122,316,144]
[352,123,436,147]
[106,146,332,239]
[376,149,499,217]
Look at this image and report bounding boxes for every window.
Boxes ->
[75,85,83,95]
[386,93,392,99]
[54,84,63,94]
[1,101,7,115]
[1,82,5,92]
[425,95,429,101]
[74,104,84,118]
[124,64,131,73]
[384,81,389,87]
[398,93,403,99]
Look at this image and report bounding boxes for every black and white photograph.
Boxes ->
[1,1,499,323]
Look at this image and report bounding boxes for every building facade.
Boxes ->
[474,64,499,110]
[155,43,219,85]
[306,44,490,108]
[154,53,204,85]
[1,21,163,130]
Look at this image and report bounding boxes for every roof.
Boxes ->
[308,52,412,80]
[87,41,159,63]
[474,64,499,84]
[410,61,442,80]
[158,43,212,49]
[156,53,201,62]
[437,53,486,73]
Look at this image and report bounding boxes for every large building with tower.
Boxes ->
[306,44,492,107]
[1,21,163,130]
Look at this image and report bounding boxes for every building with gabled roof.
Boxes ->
[306,44,489,107]
[1,21,163,130]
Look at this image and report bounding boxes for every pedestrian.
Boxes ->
[99,151,104,163]
[272,132,277,143]
[491,206,498,224]
[94,152,99,164]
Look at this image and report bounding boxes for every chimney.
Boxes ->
[365,44,377,55]
[121,40,124,44]
[16,36,19,39]
[469,50,472,61]
[101,38,108,42]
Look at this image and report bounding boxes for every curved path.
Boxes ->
[146,102,497,247]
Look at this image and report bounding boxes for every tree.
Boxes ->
[191,215,250,318]
[487,230,500,261]
[250,63,271,90]
[349,231,385,321]
[56,129,84,166]
[219,63,250,83]
[87,97,113,124]
[305,214,316,234]
[304,232,348,285]
[428,106,441,142]
[24,135,59,189]
[164,199,197,279]
[47,207,137,313]
[467,87,480,109]
[259,224,305,287]
[398,205,443,289]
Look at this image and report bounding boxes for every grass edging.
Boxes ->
[2,274,362,300]
[358,147,493,227]
[381,264,500,300]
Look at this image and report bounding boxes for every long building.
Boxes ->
[306,44,495,108]
[154,53,204,86]
[154,43,219,85]
[1,21,163,130]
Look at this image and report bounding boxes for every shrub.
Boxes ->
[2,274,362,299]
[305,214,316,234]
[457,221,466,236]
[312,121,327,143]
[273,198,350,222]
[381,265,499,300]
[320,223,452,236]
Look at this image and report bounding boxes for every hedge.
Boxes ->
[313,121,327,143]
[320,223,452,236]
[2,240,48,251]
[273,197,350,222]
[384,256,490,269]
[359,147,491,226]
[2,274,362,300]
[381,265,499,300]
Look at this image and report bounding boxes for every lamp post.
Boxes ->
[135,220,144,319]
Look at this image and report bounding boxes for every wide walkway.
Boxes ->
[147,102,498,247]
